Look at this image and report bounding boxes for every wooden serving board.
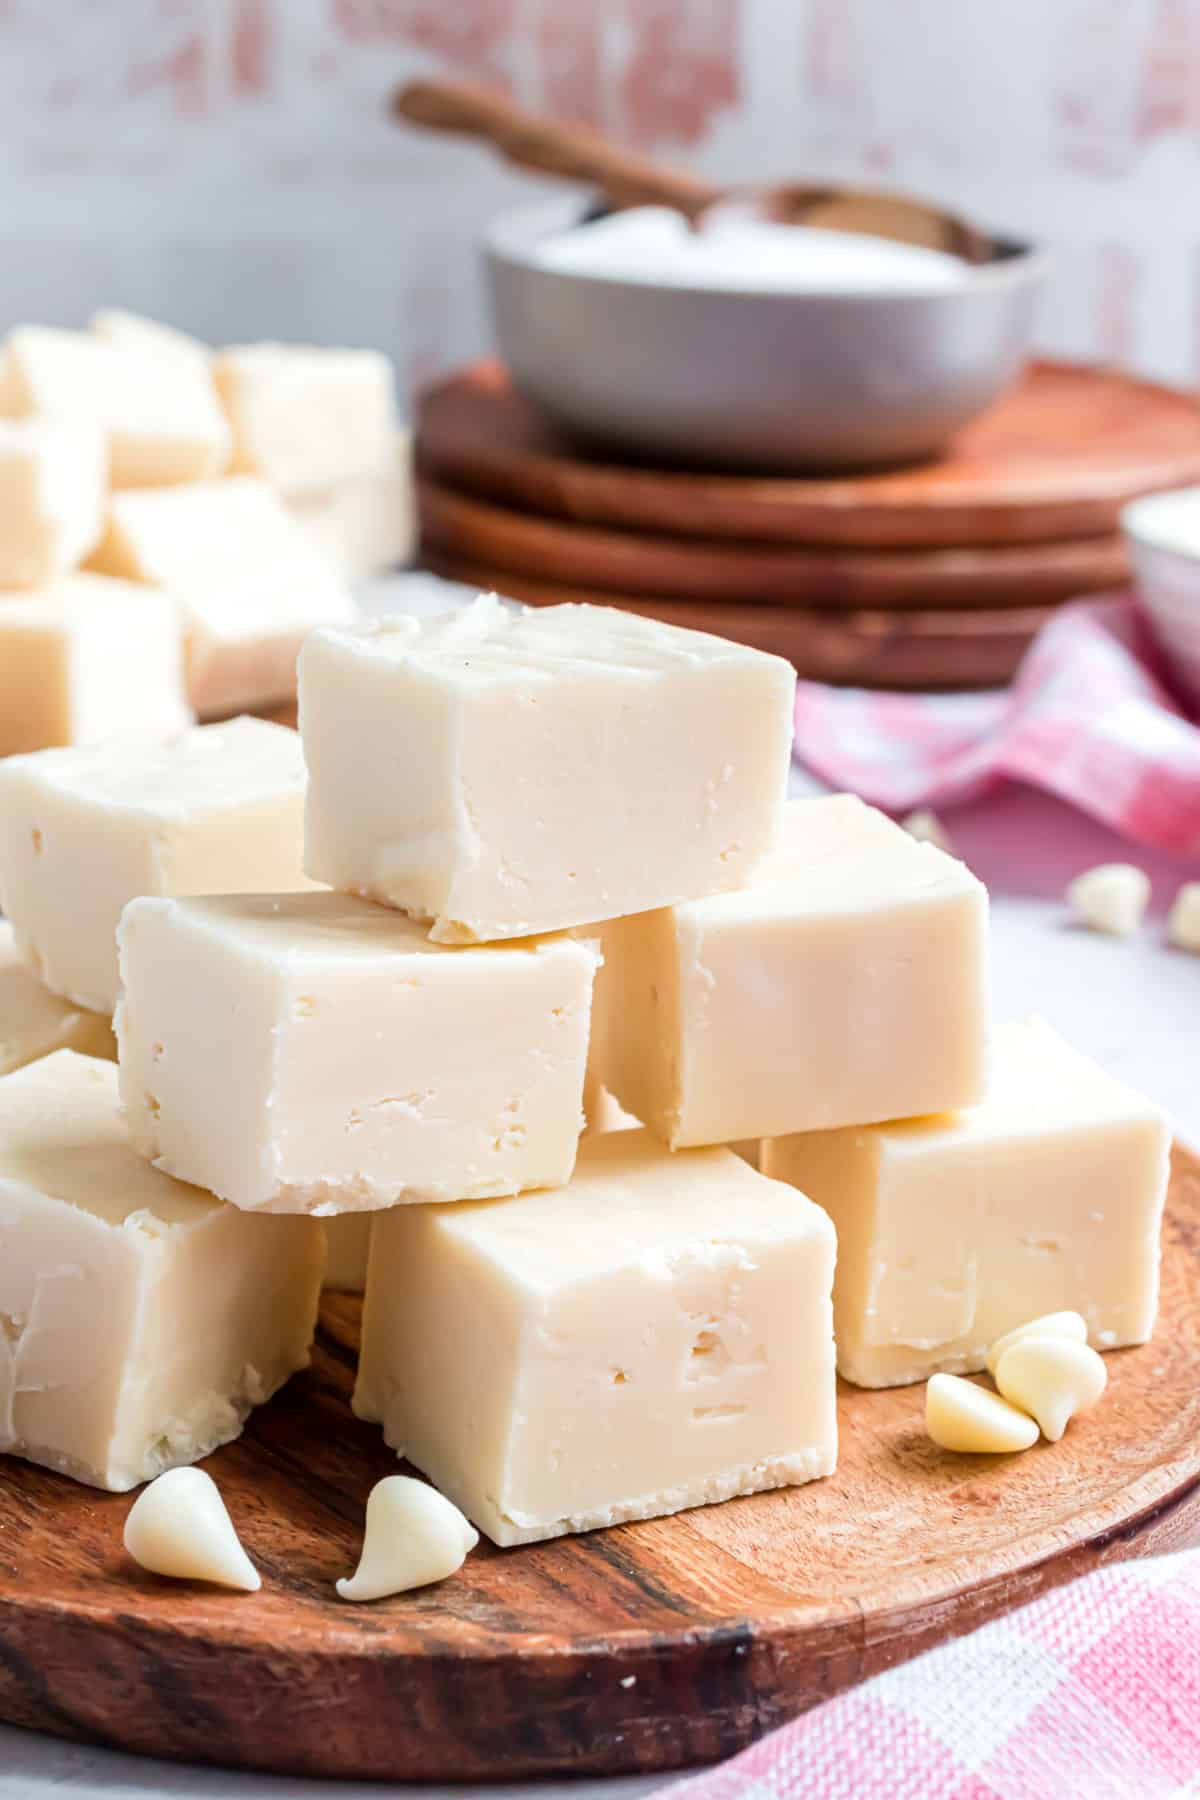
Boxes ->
[2,1148,1199,1784]
[422,550,1052,689]
[418,359,1200,549]
[419,478,1130,613]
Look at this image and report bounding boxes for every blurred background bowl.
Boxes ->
[486,199,1048,473]
[1124,487,1200,709]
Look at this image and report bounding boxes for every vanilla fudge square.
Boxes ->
[0,716,315,1013]
[299,595,796,943]
[181,563,356,717]
[0,574,191,758]
[0,1051,323,1491]
[88,474,323,588]
[213,342,397,495]
[762,1018,1170,1389]
[0,322,229,487]
[84,474,355,715]
[90,308,231,484]
[117,891,599,1214]
[0,920,115,1074]
[598,794,988,1147]
[285,434,414,582]
[0,418,105,589]
[354,1127,837,1545]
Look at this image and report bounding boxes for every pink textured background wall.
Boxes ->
[1,0,1196,406]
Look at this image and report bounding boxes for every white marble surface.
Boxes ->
[2,778,1197,1799]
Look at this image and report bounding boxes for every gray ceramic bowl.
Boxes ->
[485,199,1048,471]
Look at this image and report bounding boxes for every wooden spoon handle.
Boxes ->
[393,79,721,218]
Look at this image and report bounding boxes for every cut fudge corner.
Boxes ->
[353,1131,839,1547]
[0,1049,323,1492]
[296,597,796,946]
[115,890,598,1215]
[764,1015,1170,1392]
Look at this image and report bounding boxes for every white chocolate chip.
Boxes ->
[336,1475,479,1602]
[123,1467,260,1592]
[1168,882,1200,953]
[985,1310,1088,1378]
[1066,863,1149,937]
[993,1336,1107,1443]
[925,1372,1039,1453]
[901,809,953,853]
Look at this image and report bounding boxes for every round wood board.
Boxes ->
[419,477,1130,612]
[1,1148,1198,1784]
[417,359,1200,549]
[422,550,1052,689]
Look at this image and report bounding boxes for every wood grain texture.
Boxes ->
[421,550,1052,689]
[1,1149,1198,1782]
[417,360,1200,549]
[418,477,1130,613]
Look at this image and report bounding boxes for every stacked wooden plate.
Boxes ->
[416,360,1200,689]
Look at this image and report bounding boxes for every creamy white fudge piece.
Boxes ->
[300,596,796,942]
[90,311,231,482]
[92,309,211,360]
[214,343,396,496]
[322,1214,372,1292]
[762,1018,1170,1390]
[0,323,228,487]
[183,565,356,717]
[117,891,599,1214]
[0,574,190,757]
[0,717,314,1013]
[286,434,415,582]
[0,419,105,588]
[355,1128,837,1546]
[598,795,988,1147]
[88,475,326,587]
[0,1051,323,1491]
[85,475,353,714]
[0,921,115,1073]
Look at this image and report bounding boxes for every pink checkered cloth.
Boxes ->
[662,1548,1200,1800]
[792,595,1200,856]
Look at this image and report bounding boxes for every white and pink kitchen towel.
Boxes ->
[658,588,1200,1799]
[662,1546,1200,1800]
[792,595,1200,859]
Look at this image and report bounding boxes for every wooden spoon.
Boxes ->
[394,79,994,264]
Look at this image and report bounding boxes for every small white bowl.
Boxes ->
[1123,486,1200,709]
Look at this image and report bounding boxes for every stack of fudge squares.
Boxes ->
[0,595,1170,1551]
[0,311,411,756]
